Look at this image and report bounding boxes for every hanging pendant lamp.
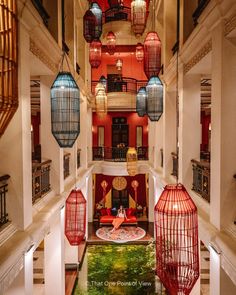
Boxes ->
[0,1,18,138]
[51,71,80,148]
[65,189,86,246]
[136,87,147,117]
[131,0,147,36]
[116,58,123,71]
[90,2,102,40]
[99,75,107,90]
[83,9,96,42]
[146,76,163,121]
[144,31,161,79]
[106,31,116,55]
[95,82,107,117]
[155,184,199,295]
[127,147,138,176]
[89,39,102,68]
[135,43,144,62]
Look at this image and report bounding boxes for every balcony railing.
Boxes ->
[191,159,210,203]
[92,146,148,162]
[171,152,178,178]
[0,175,10,227]
[103,6,131,23]
[92,78,147,95]
[77,149,81,169]
[64,153,70,179]
[32,160,52,204]
[160,148,163,168]
[192,0,210,25]
[31,0,50,26]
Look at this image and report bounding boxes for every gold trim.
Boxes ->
[184,40,212,74]
[225,14,236,36]
[30,39,57,72]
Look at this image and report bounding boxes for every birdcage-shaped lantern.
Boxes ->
[65,190,86,246]
[131,0,147,36]
[50,72,80,147]
[127,147,138,176]
[0,0,18,138]
[135,43,144,62]
[95,82,107,118]
[83,9,96,43]
[106,31,116,55]
[144,31,161,79]
[155,184,199,294]
[146,76,163,121]
[136,87,147,117]
[90,2,102,39]
[89,39,102,68]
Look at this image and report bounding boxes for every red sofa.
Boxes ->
[99,208,138,227]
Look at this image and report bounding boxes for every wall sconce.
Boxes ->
[116,58,123,71]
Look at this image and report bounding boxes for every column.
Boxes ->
[87,174,93,223]
[148,173,155,222]
[178,68,201,190]
[210,21,236,230]
[78,93,88,169]
[44,209,65,295]
[0,22,32,229]
[87,108,93,163]
[209,245,220,295]
[163,89,177,178]
[40,76,64,194]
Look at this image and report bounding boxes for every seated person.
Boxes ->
[111,205,128,233]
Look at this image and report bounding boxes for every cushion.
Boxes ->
[106,208,112,216]
[126,208,135,217]
[100,208,107,216]
[100,216,115,223]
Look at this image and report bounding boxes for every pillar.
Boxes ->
[78,93,88,169]
[178,69,201,190]
[210,21,236,230]
[0,22,32,229]
[44,209,65,295]
[148,173,155,222]
[40,76,64,194]
[209,245,220,295]
[163,89,177,178]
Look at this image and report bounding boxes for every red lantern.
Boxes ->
[135,43,144,62]
[106,31,116,55]
[65,190,86,246]
[155,184,199,295]
[89,39,102,68]
[83,9,96,43]
[144,31,161,79]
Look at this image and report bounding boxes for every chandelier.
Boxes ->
[131,0,146,36]
[127,147,138,176]
[116,58,123,71]
[106,31,116,55]
[146,76,163,121]
[90,2,102,40]
[83,8,96,43]
[95,82,107,117]
[136,87,147,117]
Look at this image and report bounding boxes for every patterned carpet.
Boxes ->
[96,226,146,243]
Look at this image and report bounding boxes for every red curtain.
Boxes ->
[95,174,147,207]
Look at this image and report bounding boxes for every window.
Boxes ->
[136,126,143,147]
[98,126,105,147]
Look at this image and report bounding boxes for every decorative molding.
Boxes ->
[221,253,236,287]
[224,14,236,36]
[30,38,57,73]
[0,255,24,293]
[183,40,212,74]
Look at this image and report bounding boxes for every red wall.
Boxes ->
[31,112,40,147]
[201,112,211,151]
[93,112,148,147]
[94,0,150,11]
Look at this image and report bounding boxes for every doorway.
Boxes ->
[112,188,129,209]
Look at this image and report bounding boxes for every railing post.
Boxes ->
[0,175,10,227]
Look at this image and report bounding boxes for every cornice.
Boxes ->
[183,40,212,75]
[224,13,236,36]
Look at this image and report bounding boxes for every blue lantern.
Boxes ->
[90,2,102,40]
[136,87,147,117]
[51,72,80,147]
[146,76,163,121]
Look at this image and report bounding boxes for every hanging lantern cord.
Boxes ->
[59,49,72,73]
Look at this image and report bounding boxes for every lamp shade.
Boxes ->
[131,0,146,36]
[90,2,102,40]
[155,184,199,295]
[135,43,144,62]
[95,82,107,117]
[83,9,96,42]
[65,190,86,246]
[50,72,80,148]
[146,76,163,121]
[106,31,116,55]
[0,0,18,138]
[127,147,138,176]
[89,39,102,68]
[144,31,161,79]
[136,87,147,117]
